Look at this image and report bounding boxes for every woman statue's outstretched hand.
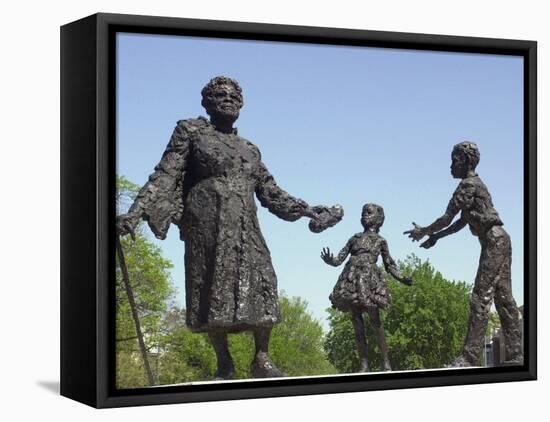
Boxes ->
[307,205,344,233]
[117,213,137,240]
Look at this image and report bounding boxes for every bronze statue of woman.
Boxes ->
[322,203,412,372]
[117,76,342,380]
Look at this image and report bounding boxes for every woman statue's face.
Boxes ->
[204,84,243,121]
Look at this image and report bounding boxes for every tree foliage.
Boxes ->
[486,311,501,338]
[324,255,472,372]
[116,176,175,388]
[155,307,217,385]
[270,294,336,376]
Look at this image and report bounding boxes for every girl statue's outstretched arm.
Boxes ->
[381,239,413,285]
[321,239,352,267]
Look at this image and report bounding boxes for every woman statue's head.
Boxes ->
[201,76,244,124]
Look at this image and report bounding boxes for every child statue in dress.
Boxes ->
[321,203,413,372]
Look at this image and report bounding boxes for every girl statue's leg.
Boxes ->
[367,307,392,371]
[351,308,369,372]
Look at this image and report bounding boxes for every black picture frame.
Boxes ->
[60,12,537,408]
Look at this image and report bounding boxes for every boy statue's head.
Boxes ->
[451,141,480,179]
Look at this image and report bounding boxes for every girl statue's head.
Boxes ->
[361,203,385,232]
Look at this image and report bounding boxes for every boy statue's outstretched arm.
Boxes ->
[404,181,473,242]
[420,216,467,249]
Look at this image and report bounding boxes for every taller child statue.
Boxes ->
[404,141,523,367]
[117,76,342,379]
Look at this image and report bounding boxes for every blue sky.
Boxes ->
[116,33,524,329]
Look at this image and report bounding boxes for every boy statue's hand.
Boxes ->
[404,222,427,241]
[420,236,438,249]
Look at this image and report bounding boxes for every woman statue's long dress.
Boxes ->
[118,76,342,379]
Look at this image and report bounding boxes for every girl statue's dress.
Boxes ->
[329,231,392,311]
[322,203,412,372]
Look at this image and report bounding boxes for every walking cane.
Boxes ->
[116,234,155,386]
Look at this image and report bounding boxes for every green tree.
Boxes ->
[486,311,501,338]
[115,176,176,388]
[155,307,217,385]
[324,255,472,372]
[271,294,336,376]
